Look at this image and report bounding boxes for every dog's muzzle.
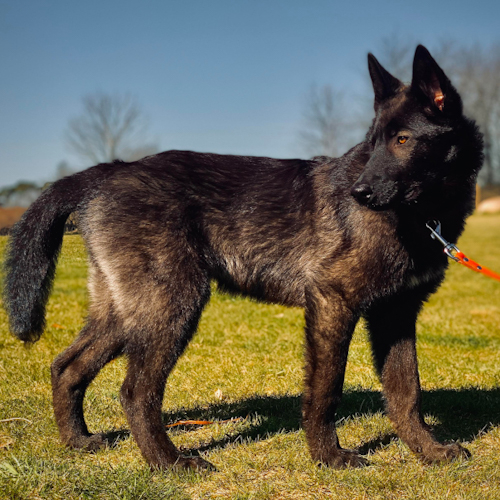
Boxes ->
[350,182,374,205]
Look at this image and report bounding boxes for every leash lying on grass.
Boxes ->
[166,417,244,428]
[427,220,500,282]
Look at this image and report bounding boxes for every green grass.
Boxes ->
[1,215,500,499]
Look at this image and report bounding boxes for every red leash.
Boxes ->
[453,250,500,282]
[426,220,500,282]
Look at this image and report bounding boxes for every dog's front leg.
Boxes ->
[302,289,367,468]
[366,291,470,463]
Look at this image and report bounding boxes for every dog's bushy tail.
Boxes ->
[3,164,117,342]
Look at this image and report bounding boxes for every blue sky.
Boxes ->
[1,0,499,186]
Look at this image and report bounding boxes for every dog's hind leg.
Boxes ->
[51,318,124,451]
[302,289,367,468]
[366,290,470,463]
[119,279,212,471]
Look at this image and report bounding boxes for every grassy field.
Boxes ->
[1,214,500,499]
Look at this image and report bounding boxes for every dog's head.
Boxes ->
[351,45,472,210]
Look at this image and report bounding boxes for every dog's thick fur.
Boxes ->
[4,46,483,470]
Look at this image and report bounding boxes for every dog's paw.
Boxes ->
[317,449,368,469]
[65,433,108,452]
[419,442,470,464]
[173,455,216,472]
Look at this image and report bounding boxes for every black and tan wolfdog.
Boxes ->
[4,45,483,470]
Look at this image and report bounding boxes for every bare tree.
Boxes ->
[299,84,349,158]
[66,92,158,164]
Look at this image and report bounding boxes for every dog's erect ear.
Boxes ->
[368,53,403,109]
[411,45,462,115]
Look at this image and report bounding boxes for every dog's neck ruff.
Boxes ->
[426,220,500,282]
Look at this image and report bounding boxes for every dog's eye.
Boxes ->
[397,136,409,145]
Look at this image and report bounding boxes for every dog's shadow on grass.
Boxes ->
[153,387,500,456]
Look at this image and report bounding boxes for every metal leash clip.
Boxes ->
[425,220,460,262]
[426,220,500,282]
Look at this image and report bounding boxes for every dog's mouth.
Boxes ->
[351,178,424,210]
[402,185,423,205]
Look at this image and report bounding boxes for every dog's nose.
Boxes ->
[351,183,373,204]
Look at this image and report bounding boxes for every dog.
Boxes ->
[4,45,483,470]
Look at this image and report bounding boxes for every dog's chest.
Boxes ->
[404,267,445,289]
